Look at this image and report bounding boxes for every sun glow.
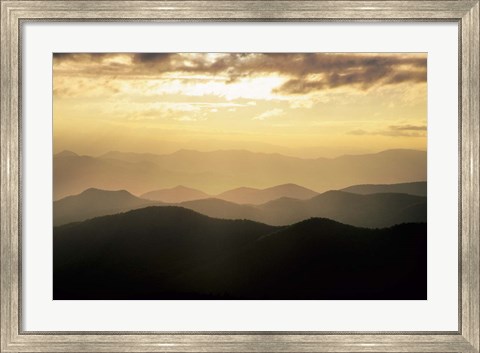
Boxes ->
[53,53,427,157]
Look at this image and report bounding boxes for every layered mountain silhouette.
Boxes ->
[182,191,426,228]
[139,183,318,205]
[256,191,427,228]
[179,198,260,222]
[55,150,78,158]
[53,185,426,228]
[54,206,426,300]
[141,185,210,203]
[54,149,426,200]
[53,147,428,300]
[53,188,159,226]
[217,184,318,205]
[341,181,427,197]
[53,151,184,201]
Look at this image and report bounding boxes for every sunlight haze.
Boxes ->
[53,52,427,158]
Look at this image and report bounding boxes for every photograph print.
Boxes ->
[53,52,427,300]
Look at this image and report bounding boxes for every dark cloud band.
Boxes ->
[53,53,427,94]
[348,124,427,137]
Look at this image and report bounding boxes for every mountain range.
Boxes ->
[53,188,159,226]
[53,149,427,200]
[180,191,426,228]
[53,183,427,228]
[141,183,319,204]
[53,147,428,300]
[54,206,426,300]
[141,185,210,203]
[216,184,318,205]
[341,181,427,196]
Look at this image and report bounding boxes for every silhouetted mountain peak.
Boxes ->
[63,205,276,232]
[290,217,355,231]
[271,183,299,188]
[225,186,259,193]
[53,188,156,226]
[265,183,318,193]
[54,205,426,300]
[341,181,427,197]
[80,188,134,197]
[171,185,201,192]
[54,147,427,199]
[218,184,318,205]
[259,217,362,241]
[118,205,204,220]
[376,148,425,155]
[182,197,236,206]
[259,196,302,207]
[311,189,356,200]
[55,150,78,157]
[140,185,210,203]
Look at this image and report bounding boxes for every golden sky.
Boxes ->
[53,53,427,158]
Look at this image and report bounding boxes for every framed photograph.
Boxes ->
[1,1,478,352]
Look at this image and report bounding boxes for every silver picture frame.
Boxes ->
[1,1,478,352]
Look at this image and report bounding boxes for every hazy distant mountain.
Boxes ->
[54,187,426,228]
[54,148,426,199]
[259,191,427,228]
[54,206,426,299]
[53,153,194,200]
[53,188,158,226]
[141,185,210,203]
[217,183,318,205]
[55,150,78,158]
[341,181,427,197]
[179,198,262,222]
[140,183,318,205]
[179,190,426,228]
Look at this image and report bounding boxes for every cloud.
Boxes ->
[272,56,426,94]
[123,102,224,122]
[53,53,116,63]
[53,53,427,95]
[348,129,368,136]
[133,53,174,64]
[174,116,204,122]
[347,124,427,137]
[389,124,427,131]
[121,100,255,122]
[253,108,285,121]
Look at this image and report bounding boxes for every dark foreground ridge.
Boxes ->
[54,206,426,300]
